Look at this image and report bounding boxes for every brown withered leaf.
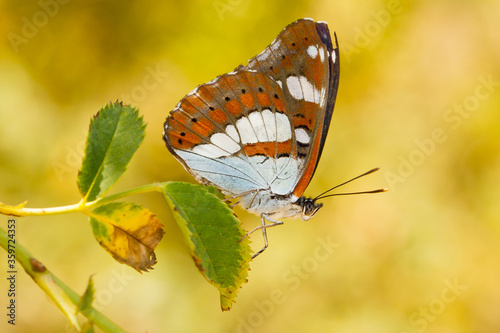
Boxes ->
[88,202,165,272]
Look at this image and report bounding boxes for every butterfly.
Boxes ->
[163,18,383,257]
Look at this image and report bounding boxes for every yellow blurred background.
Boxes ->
[1,0,499,332]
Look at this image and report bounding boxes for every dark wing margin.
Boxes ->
[313,24,340,179]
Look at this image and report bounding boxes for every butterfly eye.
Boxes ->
[300,199,323,221]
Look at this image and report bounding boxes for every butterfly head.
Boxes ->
[295,168,389,221]
[296,197,323,221]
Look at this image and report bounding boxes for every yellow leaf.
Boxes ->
[88,202,165,272]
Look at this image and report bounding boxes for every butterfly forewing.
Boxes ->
[243,19,339,198]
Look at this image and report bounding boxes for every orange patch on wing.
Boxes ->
[209,108,228,124]
[257,92,271,106]
[280,56,294,71]
[225,100,243,116]
[292,102,317,129]
[243,140,293,157]
[273,98,286,113]
[292,114,312,130]
[171,111,190,126]
[191,117,215,137]
[183,94,205,111]
[311,56,325,89]
[166,117,203,149]
[178,98,202,116]
[221,74,240,88]
[194,86,215,105]
[168,130,202,149]
[239,93,255,110]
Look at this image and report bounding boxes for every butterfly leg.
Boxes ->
[239,214,283,259]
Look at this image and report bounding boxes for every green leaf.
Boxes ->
[89,202,165,272]
[77,275,95,315]
[161,182,252,311]
[78,102,146,202]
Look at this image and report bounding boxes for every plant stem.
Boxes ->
[0,201,83,217]
[0,227,128,333]
[0,182,167,217]
[90,182,165,207]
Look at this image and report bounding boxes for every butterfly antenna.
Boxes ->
[314,168,388,200]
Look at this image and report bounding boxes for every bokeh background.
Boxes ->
[1,0,499,332]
